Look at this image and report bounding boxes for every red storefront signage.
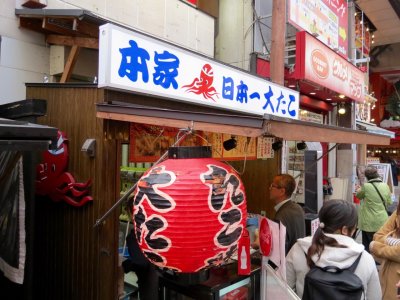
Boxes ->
[295,31,365,102]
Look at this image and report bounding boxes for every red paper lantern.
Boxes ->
[132,147,247,273]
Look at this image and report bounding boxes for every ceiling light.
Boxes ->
[296,141,307,151]
[272,140,283,151]
[338,103,346,115]
[223,136,237,151]
[338,94,346,99]
[310,92,316,95]
[326,98,332,101]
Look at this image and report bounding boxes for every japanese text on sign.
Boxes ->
[99,24,299,118]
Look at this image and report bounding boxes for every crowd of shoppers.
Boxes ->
[286,199,381,299]
[282,166,399,300]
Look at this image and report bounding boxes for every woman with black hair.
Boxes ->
[286,199,381,299]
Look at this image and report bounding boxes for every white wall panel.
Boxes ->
[1,36,49,73]
[193,10,214,57]
[216,0,253,70]
[57,0,214,56]
[105,0,139,28]
[137,0,165,37]
[0,65,44,104]
[165,1,188,48]
[60,0,106,15]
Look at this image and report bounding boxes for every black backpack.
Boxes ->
[302,252,365,300]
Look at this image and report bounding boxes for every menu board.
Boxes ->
[368,163,393,192]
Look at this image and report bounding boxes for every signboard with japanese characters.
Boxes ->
[296,31,365,102]
[257,137,275,159]
[99,24,299,118]
[288,0,348,57]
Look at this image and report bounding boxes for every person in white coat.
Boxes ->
[286,199,381,299]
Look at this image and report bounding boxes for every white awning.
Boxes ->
[356,121,395,139]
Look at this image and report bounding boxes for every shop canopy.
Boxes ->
[0,118,57,151]
[96,101,391,146]
[356,120,395,139]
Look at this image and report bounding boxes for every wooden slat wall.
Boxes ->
[26,85,129,300]
[230,159,280,219]
[25,84,280,299]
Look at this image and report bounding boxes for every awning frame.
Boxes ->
[96,102,391,145]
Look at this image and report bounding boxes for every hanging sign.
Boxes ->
[296,31,365,102]
[288,0,348,57]
[99,23,299,118]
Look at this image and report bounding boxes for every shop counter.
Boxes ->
[158,260,261,300]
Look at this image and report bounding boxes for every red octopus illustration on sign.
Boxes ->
[182,63,219,101]
[36,131,93,207]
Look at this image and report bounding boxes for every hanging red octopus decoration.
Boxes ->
[36,131,93,207]
[132,154,247,273]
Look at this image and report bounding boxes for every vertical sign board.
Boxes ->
[288,0,348,57]
[98,24,299,118]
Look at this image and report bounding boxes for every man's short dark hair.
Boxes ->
[275,174,296,197]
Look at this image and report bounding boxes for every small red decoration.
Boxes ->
[132,156,247,273]
[259,217,272,256]
[36,131,93,207]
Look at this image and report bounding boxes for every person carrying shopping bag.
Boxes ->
[356,166,392,253]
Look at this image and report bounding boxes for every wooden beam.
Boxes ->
[42,17,77,36]
[60,45,80,83]
[96,111,264,137]
[19,17,45,33]
[76,21,100,38]
[46,34,99,49]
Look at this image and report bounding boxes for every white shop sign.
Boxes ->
[99,24,299,118]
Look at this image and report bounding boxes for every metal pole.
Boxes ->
[94,128,192,228]
[293,143,339,180]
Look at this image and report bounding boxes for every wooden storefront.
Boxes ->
[26,83,280,299]
[26,83,391,299]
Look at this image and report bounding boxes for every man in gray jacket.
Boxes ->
[270,174,306,255]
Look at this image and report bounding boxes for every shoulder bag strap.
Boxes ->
[370,182,387,211]
[347,252,362,273]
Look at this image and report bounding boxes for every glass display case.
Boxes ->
[260,262,300,300]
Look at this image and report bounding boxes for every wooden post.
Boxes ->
[357,144,367,166]
[270,0,286,85]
